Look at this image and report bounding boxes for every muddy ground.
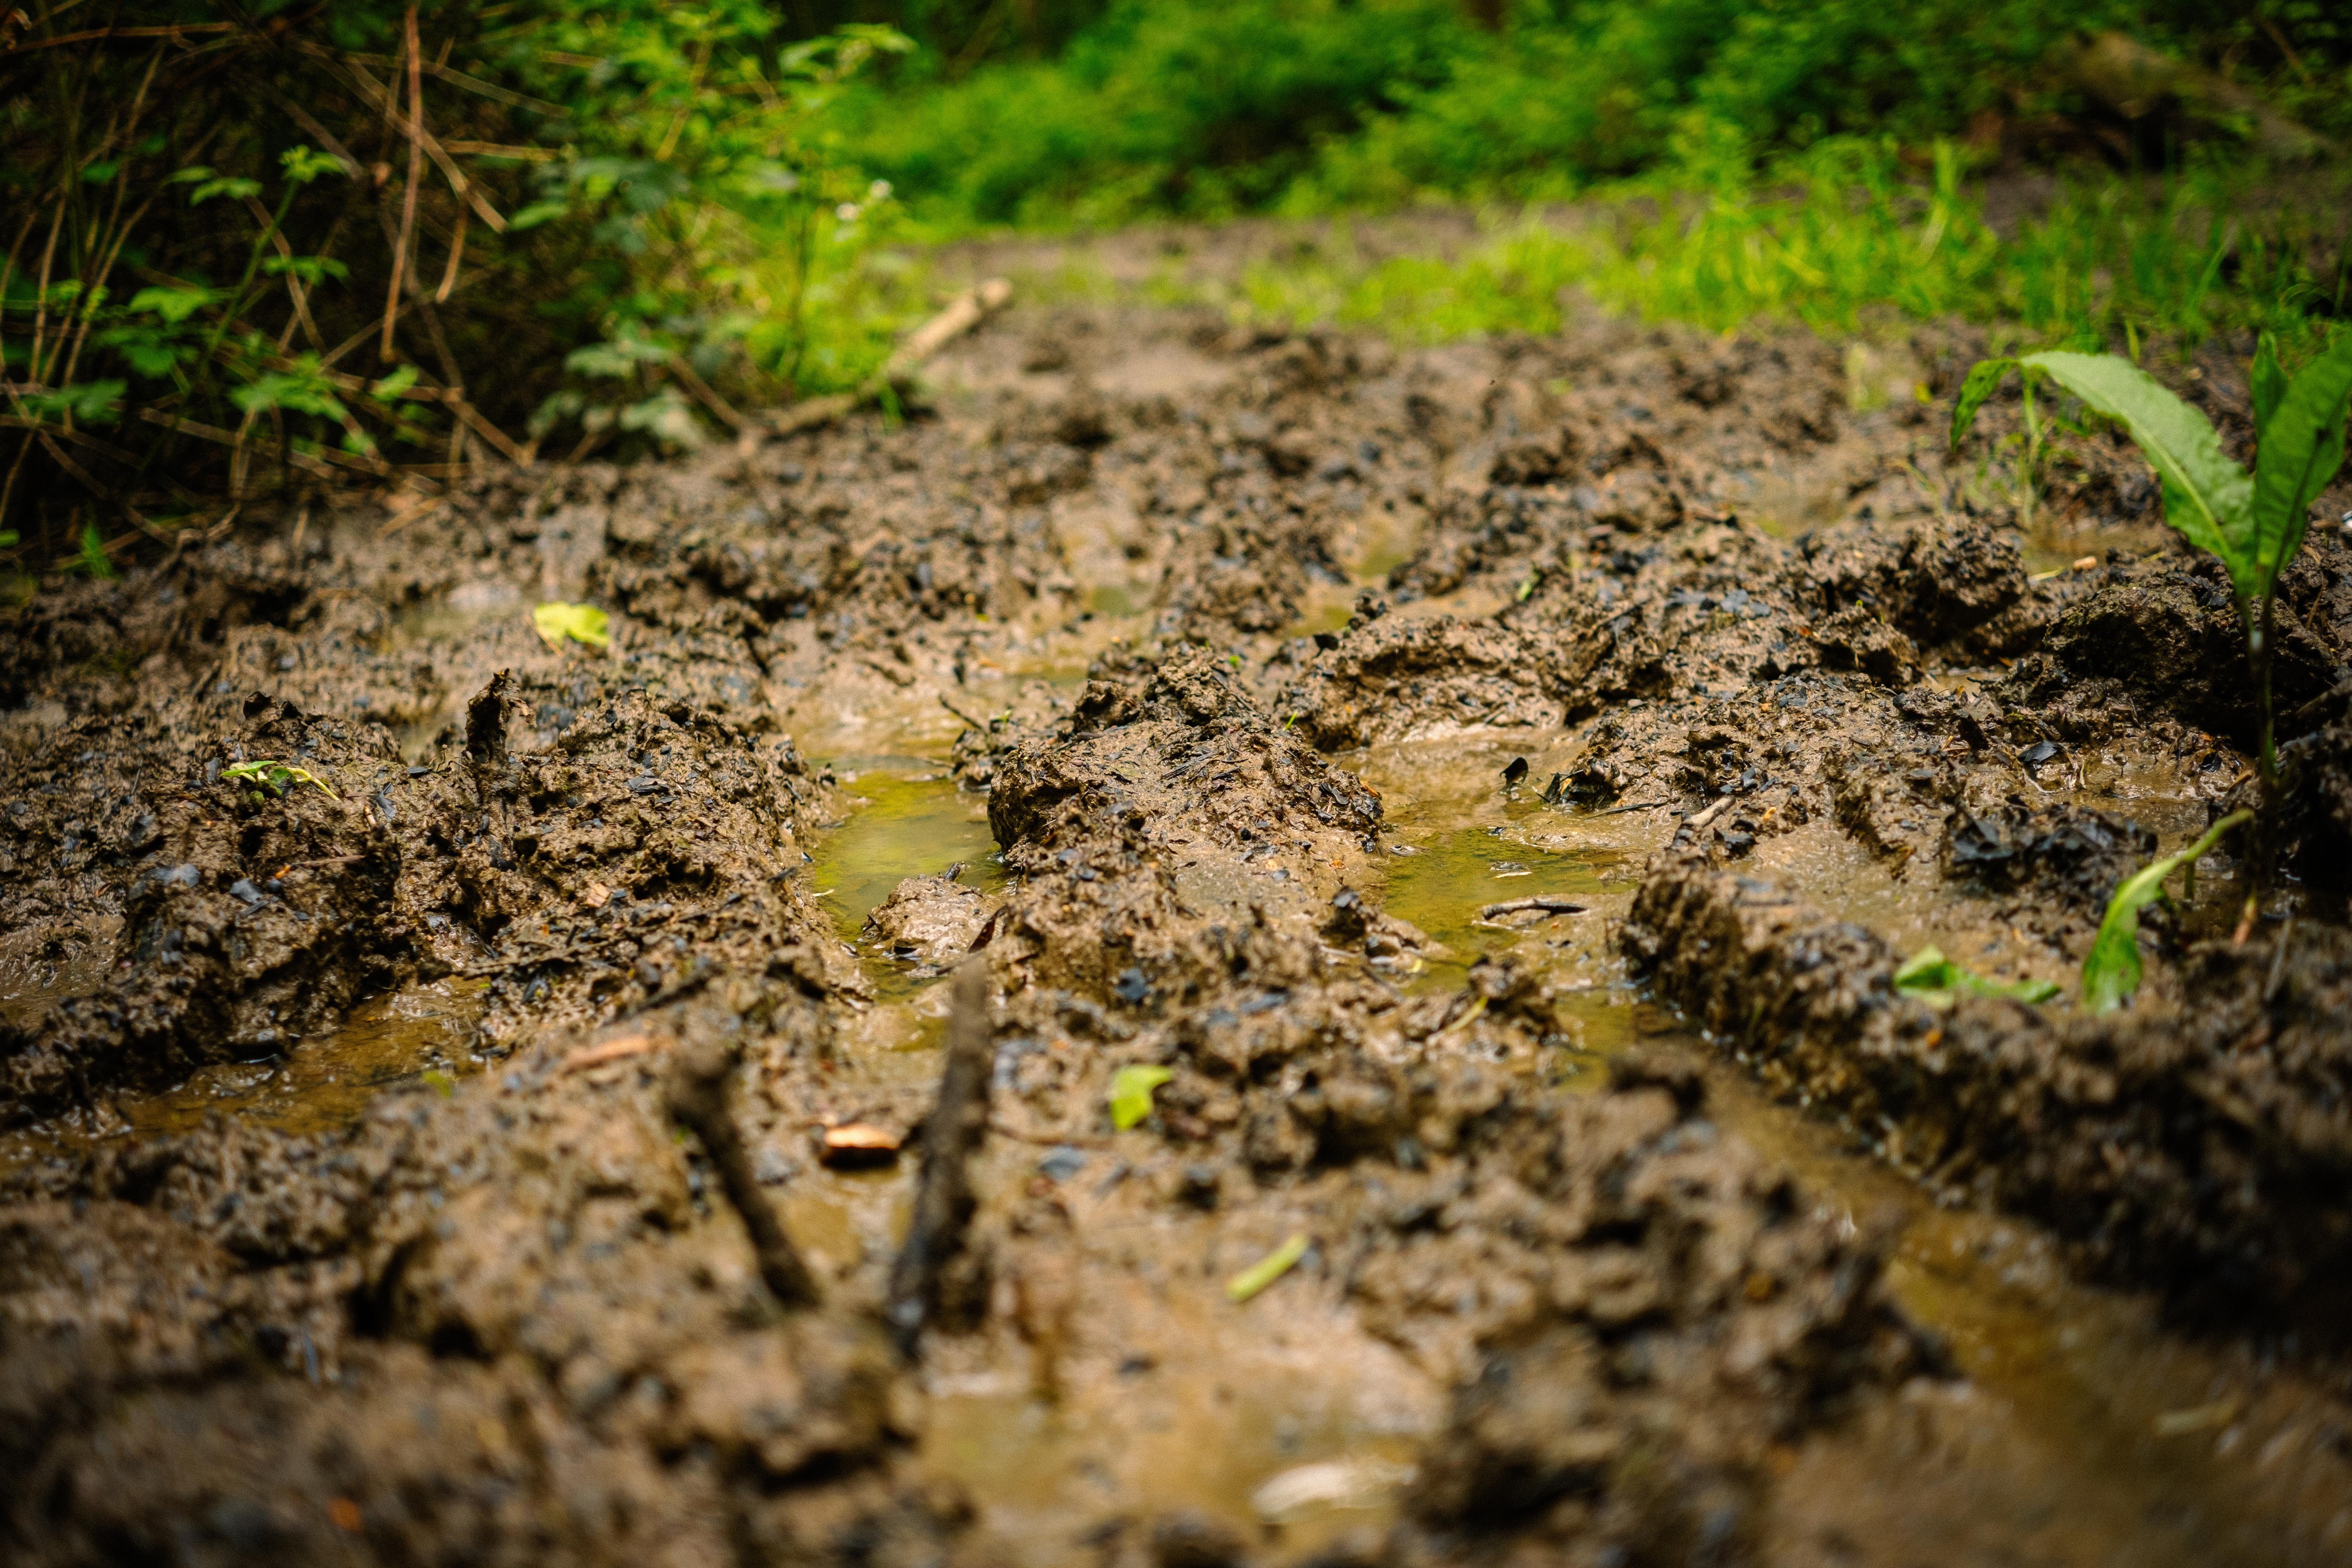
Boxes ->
[4,296,2352,1567]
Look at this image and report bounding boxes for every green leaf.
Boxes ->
[188,176,263,206]
[2020,350,2256,602]
[126,285,217,324]
[1894,945,2059,1010]
[233,370,349,422]
[0,531,18,550]
[2250,334,2286,437]
[1948,356,2016,451]
[1226,1233,1309,1303]
[279,145,346,185]
[263,254,351,285]
[1108,1064,1172,1130]
[221,758,339,799]
[1893,946,1960,993]
[2081,810,2252,1014]
[24,380,124,425]
[74,521,116,580]
[509,201,570,231]
[532,601,610,651]
[367,364,420,400]
[2249,334,2352,601]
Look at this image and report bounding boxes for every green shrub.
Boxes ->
[1,0,916,557]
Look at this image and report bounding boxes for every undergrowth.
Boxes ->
[0,0,927,567]
[1200,139,2350,353]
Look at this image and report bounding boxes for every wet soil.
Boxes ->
[5,296,2352,1566]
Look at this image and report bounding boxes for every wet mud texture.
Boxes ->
[1623,856,2352,1327]
[2,301,2350,1565]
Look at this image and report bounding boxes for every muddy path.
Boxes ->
[4,300,2352,1567]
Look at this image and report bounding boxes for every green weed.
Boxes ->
[2078,809,2253,1014]
[222,759,340,801]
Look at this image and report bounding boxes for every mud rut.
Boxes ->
[5,303,2352,1568]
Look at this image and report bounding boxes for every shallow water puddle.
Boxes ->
[810,760,1011,1006]
[1338,729,2352,1564]
[0,978,487,1175]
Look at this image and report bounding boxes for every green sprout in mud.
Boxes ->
[1954,338,2352,1012]
[2079,808,2254,1015]
[221,758,339,801]
[1892,947,2060,1009]
[1953,337,2352,826]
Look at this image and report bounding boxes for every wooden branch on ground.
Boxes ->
[766,277,1014,438]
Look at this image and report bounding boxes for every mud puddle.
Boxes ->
[1,977,486,1177]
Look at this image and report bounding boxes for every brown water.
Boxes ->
[2,977,489,1176]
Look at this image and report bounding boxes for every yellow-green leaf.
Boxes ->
[1109,1064,1172,1130]
[533,602,610,651]
[1226,1233,1309,1303]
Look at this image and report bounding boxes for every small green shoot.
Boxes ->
[1227,1233,1309,1303]
[221,758,340,799]
[72,522,118,579]
[1892,946,2061,1009]
[420,1070,457,1098]
[1953,340,2352,827]
[2081,809,2253,1014]
[533,602,611,651]
[1109,1064,1173,1130]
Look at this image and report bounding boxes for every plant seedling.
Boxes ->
[1953,337,2352,815]
[533,602,611,651]
[1892,945,2060,1009]
[222,758,339,799]
[2079,808,2252,1013]
[1109,1064,1173,1130]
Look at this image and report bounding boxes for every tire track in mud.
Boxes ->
[3,303,2352,1565]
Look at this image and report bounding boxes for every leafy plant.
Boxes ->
[2079,809,2252,1014]
[222,758,341,800]
[1952,338,2352,815]
[1892,946,2060,1009]
[1108,1063,1172,1130]
[3,2,914,546]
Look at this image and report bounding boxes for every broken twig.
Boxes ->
[886,957,994,1357]
[668,1040,822,1309]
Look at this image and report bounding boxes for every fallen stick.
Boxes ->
[767,278,1013,437]
[1479,897,1588,920]
[668,1040,822,1309]
[885,956,994,1358]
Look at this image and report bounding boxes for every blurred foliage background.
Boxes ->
[3,0,2347,574]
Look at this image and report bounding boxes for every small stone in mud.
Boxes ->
[1037,1145,1089,1182]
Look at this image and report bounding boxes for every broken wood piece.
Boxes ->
[668,1041,822,1309]
[886,956,994,1357]
[766,278,1012,436]
[560,1031,661,1073]
[1478,897,1588,921]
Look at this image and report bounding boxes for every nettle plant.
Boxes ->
[1953,336,2352,1009]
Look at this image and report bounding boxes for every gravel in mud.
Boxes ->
[5,300,2352,1566]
